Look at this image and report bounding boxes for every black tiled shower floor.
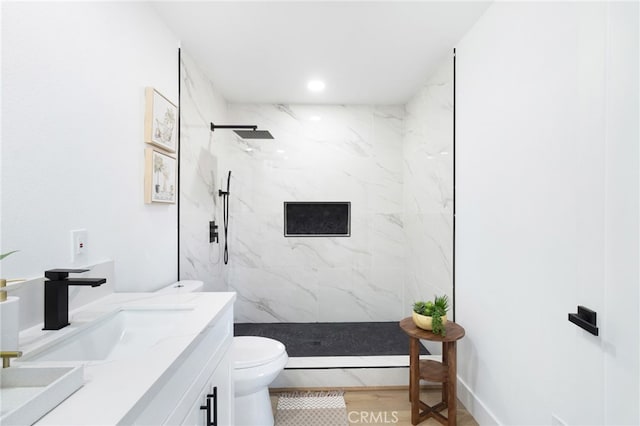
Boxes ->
[234,322,429,357]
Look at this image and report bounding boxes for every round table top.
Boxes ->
[399,317,465,342]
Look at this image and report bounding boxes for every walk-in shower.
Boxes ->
[179,50,455,388]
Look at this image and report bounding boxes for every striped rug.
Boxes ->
[275,390,348,426]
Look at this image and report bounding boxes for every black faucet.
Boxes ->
[43,269,106,330]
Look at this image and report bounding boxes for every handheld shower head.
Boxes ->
[219,170,231,196]
[218,170,232,265]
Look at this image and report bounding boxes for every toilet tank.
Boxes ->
[154,280,204,294]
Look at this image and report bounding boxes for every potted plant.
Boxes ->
[412,295,450,336]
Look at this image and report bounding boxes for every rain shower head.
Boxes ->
[210,123,274,140]
[233,130,273,139]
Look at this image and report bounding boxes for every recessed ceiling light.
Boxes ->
[307,80,325,92]
[309,115,321,121]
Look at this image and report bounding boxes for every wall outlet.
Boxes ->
[71,229,88,262]
[551,414,567,426]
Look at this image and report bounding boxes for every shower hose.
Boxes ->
[222,193,229,264]
[221,171,230,264]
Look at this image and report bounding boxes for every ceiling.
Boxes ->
[152,1,491,105]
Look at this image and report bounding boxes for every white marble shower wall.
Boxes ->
[179,52,231,291]
[402,59,454,306]
[224,104,406,322]
[179,51,454,323]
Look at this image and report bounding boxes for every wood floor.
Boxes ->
[271,387,478,426]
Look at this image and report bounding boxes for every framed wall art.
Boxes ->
[144,87,177,153]
[144,148,176,204]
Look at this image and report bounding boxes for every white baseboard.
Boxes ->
[457,375,501,425]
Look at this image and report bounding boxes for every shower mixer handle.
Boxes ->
[209,221,219,244]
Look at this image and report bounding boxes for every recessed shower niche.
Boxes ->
[284,202,351,237]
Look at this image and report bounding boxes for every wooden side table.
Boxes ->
[399,317,465,425]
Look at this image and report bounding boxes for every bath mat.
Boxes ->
[275,390,348,426]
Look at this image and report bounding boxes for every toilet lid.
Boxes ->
[233,336,286,369]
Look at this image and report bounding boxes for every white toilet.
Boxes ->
[155,281,288,425]
[233,336,288,426]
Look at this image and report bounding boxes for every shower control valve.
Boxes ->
[209,221,219,244]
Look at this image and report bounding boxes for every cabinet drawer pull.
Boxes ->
[200,386,218,426]
[200,396,212,426]
[211,386,218,426]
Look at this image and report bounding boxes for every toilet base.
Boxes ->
[234,387,274,426]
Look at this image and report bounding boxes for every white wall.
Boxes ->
[602,2,639,424]
[1,2,179,291]
[456,2,638,425]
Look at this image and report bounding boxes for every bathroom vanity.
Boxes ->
[14,291,236,425]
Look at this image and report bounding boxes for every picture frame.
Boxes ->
[144,87,177,153]
[144,148,176,204]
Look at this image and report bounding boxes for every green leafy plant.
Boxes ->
[0,251,19,261]
[413,295,450,336]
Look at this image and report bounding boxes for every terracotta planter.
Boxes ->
[412,311,448,331]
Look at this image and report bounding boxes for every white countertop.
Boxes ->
[15,291,236,426]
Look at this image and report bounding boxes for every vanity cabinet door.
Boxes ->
[180,346,233,426]
[209,347,233,426]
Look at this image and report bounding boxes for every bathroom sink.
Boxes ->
[0,365,83,426]
[23,308,193,363]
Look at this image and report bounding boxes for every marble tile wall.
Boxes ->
[402,59,454,308]
[179,52,453,323]
[224,104,406,322]
[179,52,231,291]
